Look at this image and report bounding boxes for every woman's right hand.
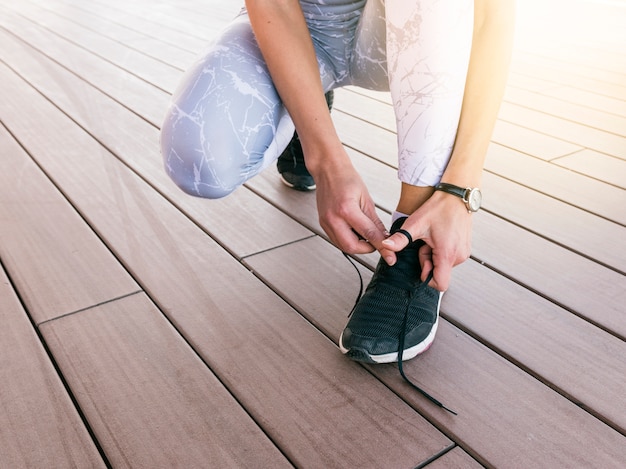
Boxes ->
[310,149,389,256]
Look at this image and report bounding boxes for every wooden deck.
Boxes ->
[1,0,625,467]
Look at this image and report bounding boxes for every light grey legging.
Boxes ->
[161,0,473,198]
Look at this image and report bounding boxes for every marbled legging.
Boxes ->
[161,0,473,198]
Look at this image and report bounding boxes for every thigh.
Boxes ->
[161,13,292,198]
[386,0,474,186]
[349,0,389,91]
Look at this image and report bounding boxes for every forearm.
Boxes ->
[442,0,516,187]
[245,0,345,173]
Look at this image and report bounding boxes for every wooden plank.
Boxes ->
[39,293,291,468]
[425,447,482,469]
[375,322,626,468]
[482,171,626,273]
[504,86,626,137]
[485,143,626,225]
[491,119,583,161]
[515,0,626,54]
[496,102,626,160]
[524,84,626,119]
[0,266,106,468]
[26,0,198,69]
[333,88,396,133]
[553,149,626,189]
[508,60,626,103]
[0,58,451,467]
[0,6,168,126]
[0,1,181,92]
[514,50,626,90]
[62,0,238,45]
[0,26,313,259]
[332,109,399,167]
[23,0,212,52]
[0,126,140,325]
[446,260,626,433]
[472,210,626,339]
[518,42,626,77]
[243,235,626,467]
[506,72,562,94]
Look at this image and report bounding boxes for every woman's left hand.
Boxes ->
[382,190,473,291]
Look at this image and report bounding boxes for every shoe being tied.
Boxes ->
[277,90,334,191]
[339,216,443,364]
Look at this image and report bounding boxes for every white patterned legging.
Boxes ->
[161,0,473,198]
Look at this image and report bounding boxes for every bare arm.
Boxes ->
[245,0,388,253]
[442,0,517,188]
[384,0,516,290]
[245,0,337,158]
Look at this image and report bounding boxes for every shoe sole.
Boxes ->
[279,174,316,191]
[339,291,443,364]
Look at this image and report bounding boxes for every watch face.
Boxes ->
[468,189,482,212]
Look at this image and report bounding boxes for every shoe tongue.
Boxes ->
[390,216,408,233]
[372,218,422,288]
[390,217,423,249]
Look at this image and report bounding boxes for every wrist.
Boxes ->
[434,182,482,213]
[302,139,351,178]
[440,150,485,189]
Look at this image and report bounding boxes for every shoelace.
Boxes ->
[344,253,457,415]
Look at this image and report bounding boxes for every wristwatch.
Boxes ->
[434,182,482,213]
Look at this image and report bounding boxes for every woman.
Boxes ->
[161,0,515,368]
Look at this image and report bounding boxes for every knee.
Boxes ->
[160,108,239,200]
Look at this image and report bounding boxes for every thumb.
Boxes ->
[381,217,426,253]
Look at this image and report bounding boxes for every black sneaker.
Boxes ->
[277,90,334,191]
[339,217,442,364]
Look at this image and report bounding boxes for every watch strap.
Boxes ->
[434,182,468,200]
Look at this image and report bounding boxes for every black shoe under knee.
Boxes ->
[277,90,334,191]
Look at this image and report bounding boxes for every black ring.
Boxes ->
[397,229,413,245]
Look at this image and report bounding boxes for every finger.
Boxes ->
[381,216,427,253]
[430,252,453,291]
[418,243,433,282]
[379,246,397,266]
[362,205,390,238]
[324,218,377,255]
[381,231,411,253]
[348,212,388,252]
[432,263,452,291]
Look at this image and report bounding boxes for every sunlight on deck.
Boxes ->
[515,0,626,50]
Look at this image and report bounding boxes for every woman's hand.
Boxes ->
[382,190,473,291]
[310,150,389,255]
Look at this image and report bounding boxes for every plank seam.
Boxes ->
[0,256,113,469]
[36,290,144,327]
[415,444,469,469]
[240,234,318,262]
